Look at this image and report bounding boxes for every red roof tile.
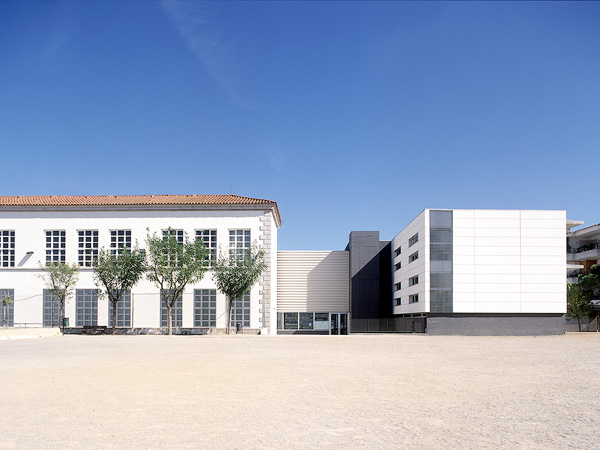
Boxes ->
[0,194,281,224]
[0,194,274,206]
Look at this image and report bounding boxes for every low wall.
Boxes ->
[0,327,61,340]
[427,314,565,336]
[63,327,261,335]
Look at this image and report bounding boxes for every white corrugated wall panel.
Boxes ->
[277,251,349,312]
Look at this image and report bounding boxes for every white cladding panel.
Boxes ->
[277,251,349,312]
[453,210,566,314]
[391,210,428,314]
[0,207,276,330]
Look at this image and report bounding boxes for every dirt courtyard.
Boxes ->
[1,333,598,449]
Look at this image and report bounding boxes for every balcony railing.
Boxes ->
[569,242,600,254]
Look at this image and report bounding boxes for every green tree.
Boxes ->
[212,243,266,334]
[567,282,594,332]
[578,264,600,301]
[37,262,79,332]
[145,228,209,335]
[92,246,146,335]
[1,291,12,329]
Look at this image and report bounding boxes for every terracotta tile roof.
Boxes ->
[0,194,275,207]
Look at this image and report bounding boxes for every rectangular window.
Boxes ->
[110,230,132,255]
[230,293,250,327]
[409,233,419,247]
[108,290,131,327]
[0,231,15,267]
[163,229,184,244]
[194,289,216,327]
[196,230,217,265]
[229,230,250,259]
[394,298,401,306]
[43,289,61,327]
[395,262,401,271]
[395,282,402,291]
[314,313,329,331]
[0,289,14,327]
[277,312,283,330]
[284,312,298,330]
[409,275,419,286]
[45,231,66,263]
[394,246,401,257]
[409,251,419,263]
[409,294,419,304]
[299,312,314,330]
[76,289,98,326]
[78,230,98,267]
[160,292,183,328]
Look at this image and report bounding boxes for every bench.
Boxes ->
[81,325,107,335]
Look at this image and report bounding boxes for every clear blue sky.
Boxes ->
[1,1,599,250]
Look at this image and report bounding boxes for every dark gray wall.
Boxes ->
[427,314,565,336]
[347,231,392,319]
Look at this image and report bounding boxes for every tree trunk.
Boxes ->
[228,299,232,335]
[167,305,172,336]
[2,302,5,329]
[578,317,582,332]
[112,301,117,335]
[59,301,64,333]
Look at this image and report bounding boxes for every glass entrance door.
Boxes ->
[330,313,339,335]
[330,313,348,335]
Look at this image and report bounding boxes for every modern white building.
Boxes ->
[390,209,567,335]
[0,195,281,334]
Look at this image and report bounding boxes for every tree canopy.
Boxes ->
[92,246,146,334]
[37,262,79,331]
[212,243,266,334]
[567,281,595,332]
[145,228,209,335]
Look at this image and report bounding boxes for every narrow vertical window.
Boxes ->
[78,231,98,267]
[76,289,98,326]
[0,231,15,267]
[46,231,66,263]
[110,230,132,255]
[229,230,250,259]
[196,230,217,266]
[194,289,216,327]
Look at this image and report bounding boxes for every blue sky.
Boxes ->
[1,1,599,250]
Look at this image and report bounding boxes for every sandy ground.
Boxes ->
[1,333,599,449]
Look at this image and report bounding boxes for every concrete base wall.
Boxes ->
[62,327,261,335]
[427,314,565,336]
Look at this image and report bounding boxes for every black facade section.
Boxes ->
[430,210,453,313]
[346,231,392,320]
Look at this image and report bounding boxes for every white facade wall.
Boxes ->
[277,251,349,313]
[392,211,428,315]
[453,210,566,314]
[392,209,567,316]
[0,207,278,333]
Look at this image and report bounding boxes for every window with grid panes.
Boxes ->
[194,289,216,327]
[163,229,184,244]
[160,291,182,327]
[46,231,66,263]
[43,290,61,327]
[230,293,250,327]
[0,231,15,267]
[0,289,14,327]
[108,290,131,327]
[196,230,217,265]
[110,230,131,255]
[78,231,98,267]
[409,275,419,286]
[229,230,250,259]
[76,289,98,326]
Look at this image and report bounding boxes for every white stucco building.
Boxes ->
[0,195,281,334]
